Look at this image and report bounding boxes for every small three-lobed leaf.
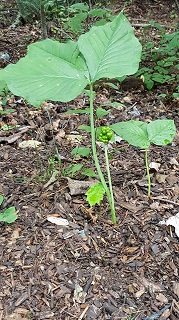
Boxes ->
[86,182,105,206]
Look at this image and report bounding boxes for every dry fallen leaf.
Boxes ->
[156,174,167,184]
[156,293,168,304]
[149,161,161,171]
[67,178,99,195]
[170,157,179,166]
[19,140,41,148]
[159,212,179,238]
[43,171,59,188]
[47,216,69,226]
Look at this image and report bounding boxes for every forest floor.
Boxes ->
[0,1,179,319]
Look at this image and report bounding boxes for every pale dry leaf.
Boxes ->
[150,201,160,211]
[159,212,179,238]
[47,216,69,226]
[166,174,178,186]
[149,161,161,171]
[156,174,167,184]
[19,140,41,148]
[170,157,179,166]
[43,171,59,188]
[73,284,87,303]
[121,96,132,103]
[156,293,168,304]
[4,151,9,160]
[67,178,99,195]
[55,129,65,138]
[135,286,145,298]
[0,132,22,144]
[66,134,83,142]
[52,119,61,131]
[114,134,123,143]
[11,229,20,240]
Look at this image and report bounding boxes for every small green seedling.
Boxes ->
[0,195,18,223]
[0,108,15,116]
[0,12,142,223]
[111,119,176,197]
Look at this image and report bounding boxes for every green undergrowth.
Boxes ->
[135,22,179,96]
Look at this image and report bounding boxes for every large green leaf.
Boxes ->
[0,39,88,105]
[147,119,176,146]
[78,12,142,82]
[111,120,150,149]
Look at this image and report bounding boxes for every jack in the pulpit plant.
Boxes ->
[0,12,142,223]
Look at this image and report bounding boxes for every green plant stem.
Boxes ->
[104,144,116,224]
[145,148,151,197]
[89,83,116,224]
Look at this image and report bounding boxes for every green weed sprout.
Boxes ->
[0,195,18,223]
[111,120,176,197]
[0,12,142,223]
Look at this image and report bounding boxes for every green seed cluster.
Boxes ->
[98,127,113,144]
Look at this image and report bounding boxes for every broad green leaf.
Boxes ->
[147,120,176,146]
[78,12,142,82]
[96,107,109,119]
[68,12,88,32]
[0,195,4,206]
[78,125,91,132]
[111,120,150,149]
[89,8,110,18]
[105,82,119,90]
[0,207,18,223]
[86,182,105,206]
[70,3,89,11]
[65,164,83,177]
[82,168,96,177]
[71,146,91,157]
[65,108,90,114]
[101,102,124,108]
[94,19,108,27]
[0,39,88,105]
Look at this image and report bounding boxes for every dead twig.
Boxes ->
[77,306,89,320]
[152,197,179,206]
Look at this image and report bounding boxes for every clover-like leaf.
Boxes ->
[0,207,18,223]
[86,182,105,206]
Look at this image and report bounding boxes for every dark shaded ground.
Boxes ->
[0,1,179,319]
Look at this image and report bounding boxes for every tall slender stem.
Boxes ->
[89,83,112,210]
[145,148,151,197]
[104,144,116,224]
